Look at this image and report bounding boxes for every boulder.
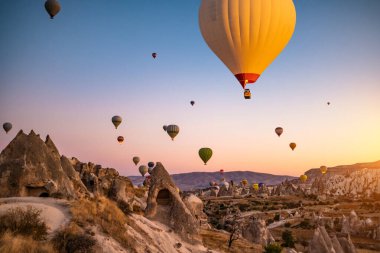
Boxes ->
[242,218,274,246]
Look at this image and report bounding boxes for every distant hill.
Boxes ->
[305,160,380,179]
[128,171,296,191]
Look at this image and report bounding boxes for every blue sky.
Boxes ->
[1,0,380,176]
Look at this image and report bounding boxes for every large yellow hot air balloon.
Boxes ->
[199,0,296,96]
[320,166,327,175]
[300,174,307,183]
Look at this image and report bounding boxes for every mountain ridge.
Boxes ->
[129,170,297,191]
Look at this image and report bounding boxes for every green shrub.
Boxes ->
[264,243,282,253]
[282,230,295,248]
[0,206,48,240]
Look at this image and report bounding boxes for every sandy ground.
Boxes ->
[0,197,71,233]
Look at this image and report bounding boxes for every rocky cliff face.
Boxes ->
[305,160,380,179]
[310,168,380,197]
[0,130,86,199]
[0,130,137,210]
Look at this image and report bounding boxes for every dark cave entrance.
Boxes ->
[39,192,50,197]
[156,189,171,205]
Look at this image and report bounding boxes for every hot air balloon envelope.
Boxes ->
[199,147,213,165]
[275,127,283,137]
[45,0,61,19]
[139,165,148,177]
[3,122,12,134]
[133,156,140,166]
[117,136,124,143]
[112,116,122,129]
[199,0,296,89]
[166,125,179,140]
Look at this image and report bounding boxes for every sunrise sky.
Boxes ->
[1,0,380,176]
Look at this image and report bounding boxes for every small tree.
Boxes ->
[282,230,295,248]
[227,215,240,249]
[224,207,241,249]
[264,243,282,253]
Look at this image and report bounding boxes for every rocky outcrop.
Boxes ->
[242,217,274,246]
[309,226,357,253]
[310,168,380,198]
[0,130,87,199]
[145,163,200,243]
[272,180,305,196]
[0,130,137,210]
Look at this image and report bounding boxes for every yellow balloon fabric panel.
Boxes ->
[199,0,296,88]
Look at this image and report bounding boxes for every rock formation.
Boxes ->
[241,217,274,246]
[145,163,200,243]
[0,131,137,211]
[310,168,380,198]
[272,180,304,196]
[0,130,87,199]
[309,226,357,253]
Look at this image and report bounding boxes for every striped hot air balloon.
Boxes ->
[166,125,179,140]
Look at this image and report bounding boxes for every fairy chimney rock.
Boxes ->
[145,162,200,243]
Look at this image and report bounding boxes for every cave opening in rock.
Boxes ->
[39,192,50,197]
[156,189,171,205]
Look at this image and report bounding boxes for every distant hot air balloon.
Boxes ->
[221,181,229,190]
[258,183,264,188]
[199,147,213,165]
[3,122,12,134]
[139,165,148,177]
[152,53,157,59]
[289,142,296,151]
[163,125,167,131]
[241,179,248,187]
[252,183,259,191]
[190,101,195,106]
[275,127,283,137]
[45,0,61,19]
[112,116,122,129]
[320,166,328,175]
[300,174,308,183]
[132,156,140,166]
[117,136,124,143]
[166,125,179,140]
[148,162,154,174]
[199,0,296,97]
[220,169,224,175]
[327,102,330,106]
